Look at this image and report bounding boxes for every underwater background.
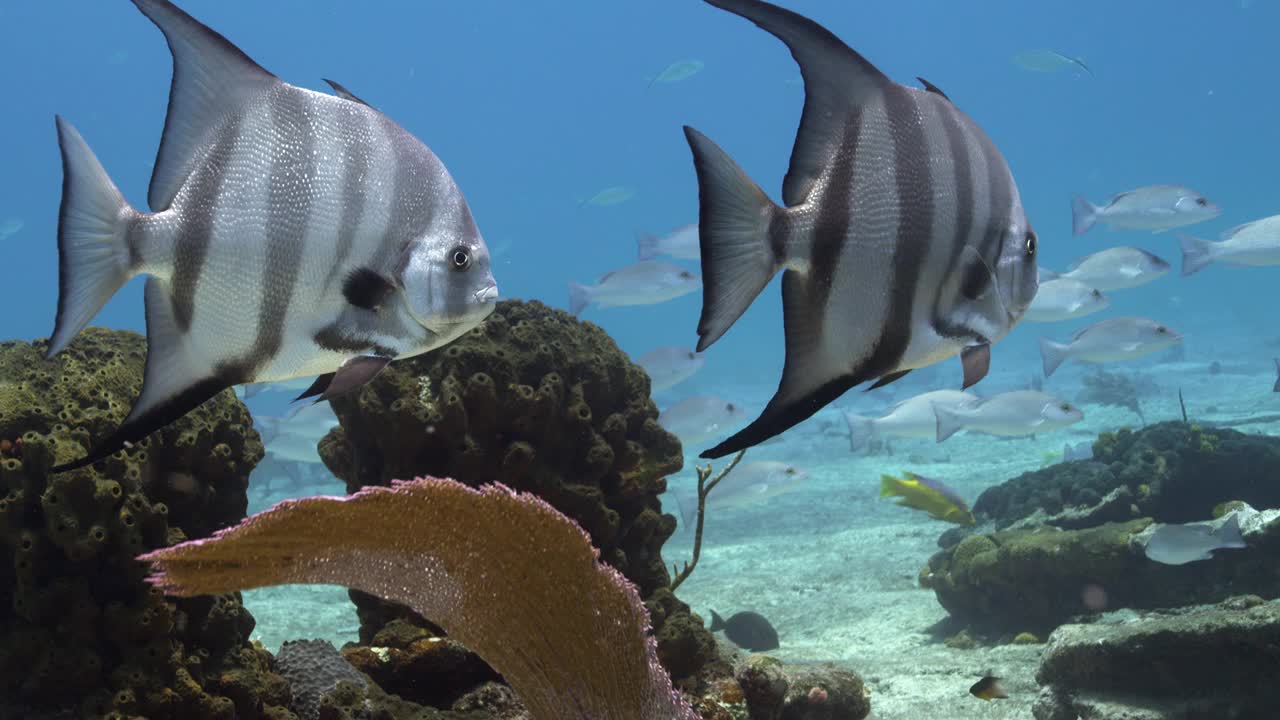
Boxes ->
[3,1,1280,719]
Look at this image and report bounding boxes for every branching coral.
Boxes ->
[141,477,700,720]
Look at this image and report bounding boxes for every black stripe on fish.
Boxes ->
[342,267,396,311]
[807,112,861,320]
[170,112,241,332]
[313,323,397,358]
[856,85,932,383]
[247,90,315,374]
[322,105,374,294]
[930,100,975,339]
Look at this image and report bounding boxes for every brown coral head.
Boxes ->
[139,476,698,720]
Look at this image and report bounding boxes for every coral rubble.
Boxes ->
[0,329,289,718]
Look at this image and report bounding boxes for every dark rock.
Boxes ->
[276,640,368,720]
[729,655,870,720]
[318,300,712,686]
[973,422,1280,529]
[0,329,289,718]
[1033,598,1280,719]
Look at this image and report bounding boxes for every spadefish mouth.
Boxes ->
[475,284,499,303]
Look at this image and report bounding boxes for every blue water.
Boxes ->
[4,0,1277,389]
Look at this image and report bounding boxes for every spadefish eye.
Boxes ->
[450,247,471,271]
[1025,231,1037,257]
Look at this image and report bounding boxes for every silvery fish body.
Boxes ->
[256,402,340,465]
[637,224,700,261]
[658,395,747,446]
[934,390,1084,442]
[47,0,497,471]
[635,346,706,392]
[684,0,1039,458]
[843,389,980,451]
[1052,246,1170,291]
[1023,277,1109,323]
[1178,214,1280,276]
[1039,316,1181,377]
[1143,513,1246,566]
[568,260,700,315]
[1071,185,1219,236]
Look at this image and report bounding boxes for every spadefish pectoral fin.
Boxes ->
[701,273,857,459]
[866,369,912,391]
[293,373,336,402]
[682,126,782,352]
[131,0,279,211]
[961,344,990,389]
[52,279,240,472]
[701,0,889,206]
[315,355,391,402]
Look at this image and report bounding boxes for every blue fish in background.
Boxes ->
[682,0,1039,458]
[46,0,498,471]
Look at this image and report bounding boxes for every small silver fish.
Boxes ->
[674,460,807,525]
[1011,49,1093,76]
[658,395,747,446]
[0,217,22,241]
[568,261,700,315]
[843,389,980,451]
[1144,513,1246,565]
[1023,277,1109,323]
[1062,441,1094,462]
[256,402,339,464]
[637,223,700,261]
[1039,316,1181,377]
[579,186,637,207]
[1072,185,1219,235]
[635,346,705,392]
[1179,215,1280,276]
[684,0,1039,459]
[1044,246,1170,291]
[48,0,497,472]
[647,59,705,89]
[934,390,1083,442]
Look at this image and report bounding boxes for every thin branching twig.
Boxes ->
[1179,388,1189,424]
[670,449,746,592]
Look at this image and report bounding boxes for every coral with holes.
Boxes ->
[318,300,713,688]
[0,328,292,719]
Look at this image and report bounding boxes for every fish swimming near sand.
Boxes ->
[843,389,981,451]
[709,610,779,651]
[47,0,497,472]
[1039,316,1181,377]
[969,675,1009,701]
[935,390,1083,442]
[684,0,1039,459]
[1144,513,1246,565]
[1178,214,1280,276]
[1071,185,1219,236]
[880,472,975,525]
[635,346,705,392]
[672,460,807,527]
[1044,246,1170,292]
[568,260,701,315]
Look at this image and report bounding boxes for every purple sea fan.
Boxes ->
[139,477,698,720]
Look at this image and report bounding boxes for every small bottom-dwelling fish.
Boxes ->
[46,0,497,472]
[709,610,779,652]
[1178,215,1280,276]
[935,390,1083,442]
[568,261,700,316]
[1039,317,1181,377]
[969,676,1009,701]
[1143,513,1246,565]
[880,472,975,525]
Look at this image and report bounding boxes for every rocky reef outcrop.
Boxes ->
[1033,597,1280,719]
[318,300,712,687]
[0,329,291,719]
[972,422,1280,529]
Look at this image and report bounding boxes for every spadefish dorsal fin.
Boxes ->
[131,0,279,212]
[916,76,950,100]
[322,78,374,108]
[703,0,890,206]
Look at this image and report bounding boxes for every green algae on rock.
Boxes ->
[972,421,1280,529]
[0,328,290,719]
[318,300,713,686]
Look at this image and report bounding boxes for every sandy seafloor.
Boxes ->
[239,346,1280,719]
